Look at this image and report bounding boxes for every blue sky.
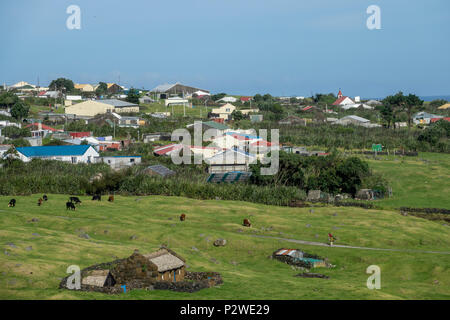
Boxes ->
[0,0,449,98]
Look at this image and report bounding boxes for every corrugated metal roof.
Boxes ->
[16,145,93,157]
[203,121,229,130]
[145,165,175,177]
[97,99,138,108]
[150,83,177,93]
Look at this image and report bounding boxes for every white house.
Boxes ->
[211,103,236,121]
[14,145,99,163]
[332,90,355,106]
[413,112,443,125]
[165,97,189,107]
[209,131,262,151]
[205,148,257,173]
[217,96,237,103]
[340,103,374,110]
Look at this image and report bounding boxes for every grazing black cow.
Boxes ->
[92,195,101,201]
[66,202,76,210]
[43,195,48,201]
[8,199,16,207]
[69,197,81,204]
[37,198,43,206]
[180,213,186,221]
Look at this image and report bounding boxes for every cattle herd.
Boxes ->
[7,196,254,229]
[6,194,117,212]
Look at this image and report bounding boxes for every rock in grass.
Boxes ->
[230,260,239,266]
[79,233,90,239]
[191,246,199,251]
[25,246,32,251]
[306,224,311,228]
[31,218,39,222]
[130,235,138,240]
[32,233,40,237]
[213,239,227,247]
[4,250,10,256]
[6,243,17,248]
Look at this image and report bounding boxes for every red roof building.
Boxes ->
[25,123,62,132]
[69,132,91,139]
[240,96,252,102]
[302,106,315,111]
[431,117,450,123]
[332,89,355,106]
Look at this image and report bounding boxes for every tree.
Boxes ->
[0,91,19,109]
[10,102,30,121]
[95,82,108,96]
[48,78,75,92]
[383,92,423,129]
[231,110,244,121]
[126,88,140,104]
[313,93,336,106]
[380,105,394,128]
[211,93,227,101]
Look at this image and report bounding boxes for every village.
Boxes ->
[1,0,450,307]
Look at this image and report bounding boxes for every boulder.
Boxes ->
[213,239,227,247]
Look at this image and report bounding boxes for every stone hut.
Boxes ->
[110,248,186,284]
[60,248,222,294]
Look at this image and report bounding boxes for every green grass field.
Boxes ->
[366,152,450,209]
[1,195,449,300]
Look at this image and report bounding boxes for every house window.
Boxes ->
[226,108,230,112]
[71,157,77,164]
[108,160,111,164]
[130,158,135,163]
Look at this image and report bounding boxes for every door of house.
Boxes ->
[174,272,176,282]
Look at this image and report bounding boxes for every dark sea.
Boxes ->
[365,95,450,102]
[419,95,450,102]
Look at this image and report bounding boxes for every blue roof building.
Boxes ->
[15,145,99,163]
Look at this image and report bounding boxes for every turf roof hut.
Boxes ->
[111,248,186,284]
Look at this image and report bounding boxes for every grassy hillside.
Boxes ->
[367,152,450,209]
[1,195,449,300]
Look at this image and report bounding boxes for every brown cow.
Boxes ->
[108,195,114,202]
[37,198,43,206]
[180,213,186,221]
[243,218,251,227]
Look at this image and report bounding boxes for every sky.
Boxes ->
[0,0,449,98]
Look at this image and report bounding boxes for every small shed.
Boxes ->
[307,190,331,202]
[273,248,326,268]
[143,165,176,177]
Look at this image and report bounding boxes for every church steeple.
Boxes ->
[337,89,343,98]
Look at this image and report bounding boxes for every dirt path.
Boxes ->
[251,235,450,255]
